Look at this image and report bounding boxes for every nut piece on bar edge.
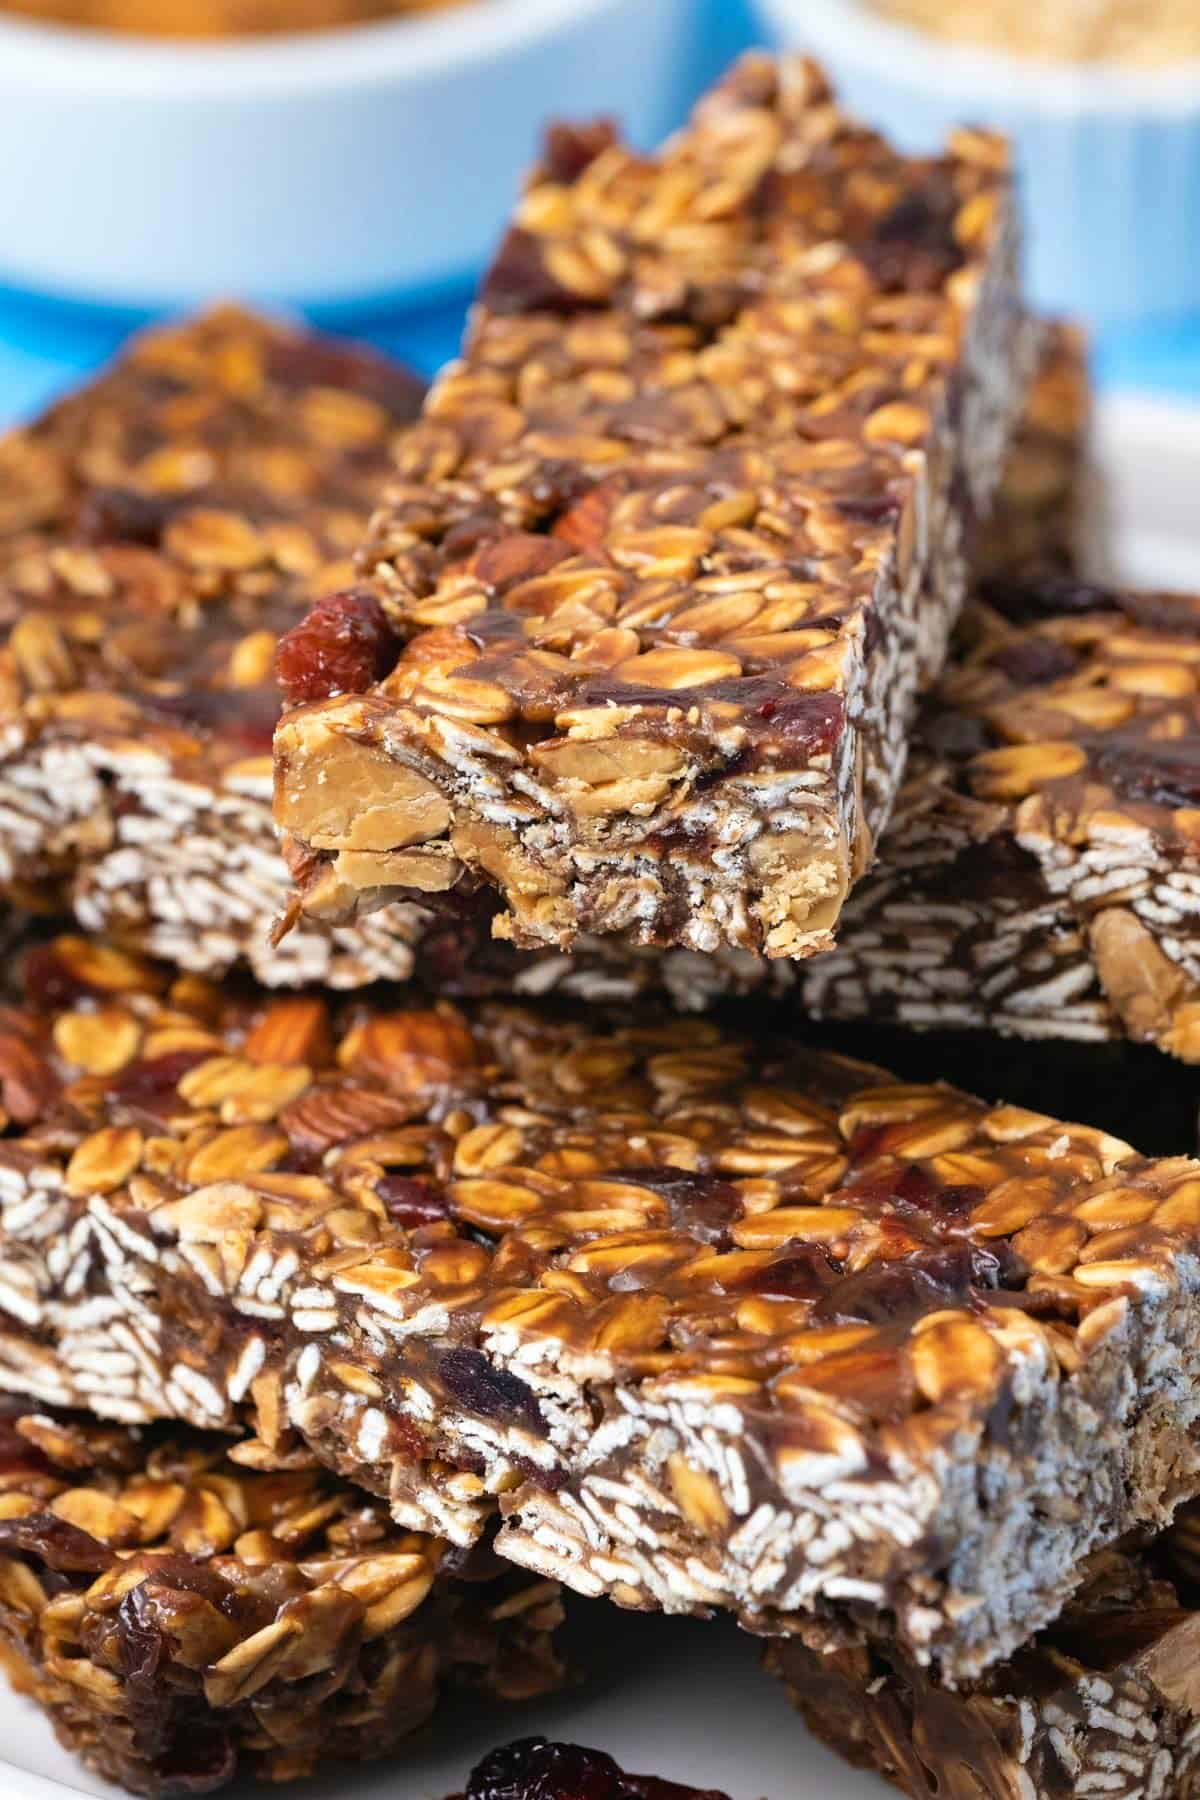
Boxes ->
[3,935,1200,1685]
[769,1507,1200,1800]
[0,303,437,990]
[274,52,1032,963]
[0,1397,563,1798]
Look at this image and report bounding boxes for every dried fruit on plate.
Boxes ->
[3,934,1200,1683]
[458,1737,730,1800]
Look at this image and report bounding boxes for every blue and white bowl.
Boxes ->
[756,0,1200,327]
[0,0,690,311]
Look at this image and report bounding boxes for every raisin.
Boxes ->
[921,705,995,762]
[75,485,179,549]
[1117,591,1200,637]
[814,1243,1022,1328]
[0,1510,115,1575]
[145,682,280,753]
[275,587,396,706]
[740,1247,839,1301]
[891,1166,984,1224]
[615,1166,740,1249]
[23,942,99,1009]
[438,1348,544,1435]
[481,228,601,318]
[834,492,902,525]
[1092,739,1200,811]
[988,637,1078,687]
[377,1174,449,1229]
[977,572,1122,626]
[109,1050,211,1128]
[266,338,426,422]
[465,1738,730,1800]
[540,119,618,186]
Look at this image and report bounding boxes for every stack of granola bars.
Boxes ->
[0,50,1198,1800]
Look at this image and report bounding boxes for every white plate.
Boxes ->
[0,1605,886,1800]
[0,385,1197,1800]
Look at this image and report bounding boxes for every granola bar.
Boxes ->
[0,304,433,989]
[2,938,1200,1683]
[407,324,1092,1013]
[0,1399,563,1798]
[275,52,1030,963]
[801,573,1200,1061]
[768,1512,1200,1800]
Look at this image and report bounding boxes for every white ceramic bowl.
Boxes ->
[756,0,1200,327]
[0,0,690,309]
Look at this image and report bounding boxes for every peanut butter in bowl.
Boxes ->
[868,0,1200,64]
[0,0,467,36]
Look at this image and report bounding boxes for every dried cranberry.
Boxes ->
[266,337,426,422]
[614,1166,740,1249]
[540,119,618,186]
[758,690,844,750]
[377,1174,449,1229]
[481,228,601,317]
[275,587,396,707]
[75,485,179,548]
[1091,739,1200,811]
[988,637,1078,687]
[465,1739,730,1800]
[438,1348,544,1435]
[736,684,845,758]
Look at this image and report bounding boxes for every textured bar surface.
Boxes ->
[769,1511,1200,1800]
[276,52,1029,962]
[2,939,1200,1682]
[0,304,433,988]
[802,574,1200,1060]
[0,1399,562,1797]
[406,323,1092,1014]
